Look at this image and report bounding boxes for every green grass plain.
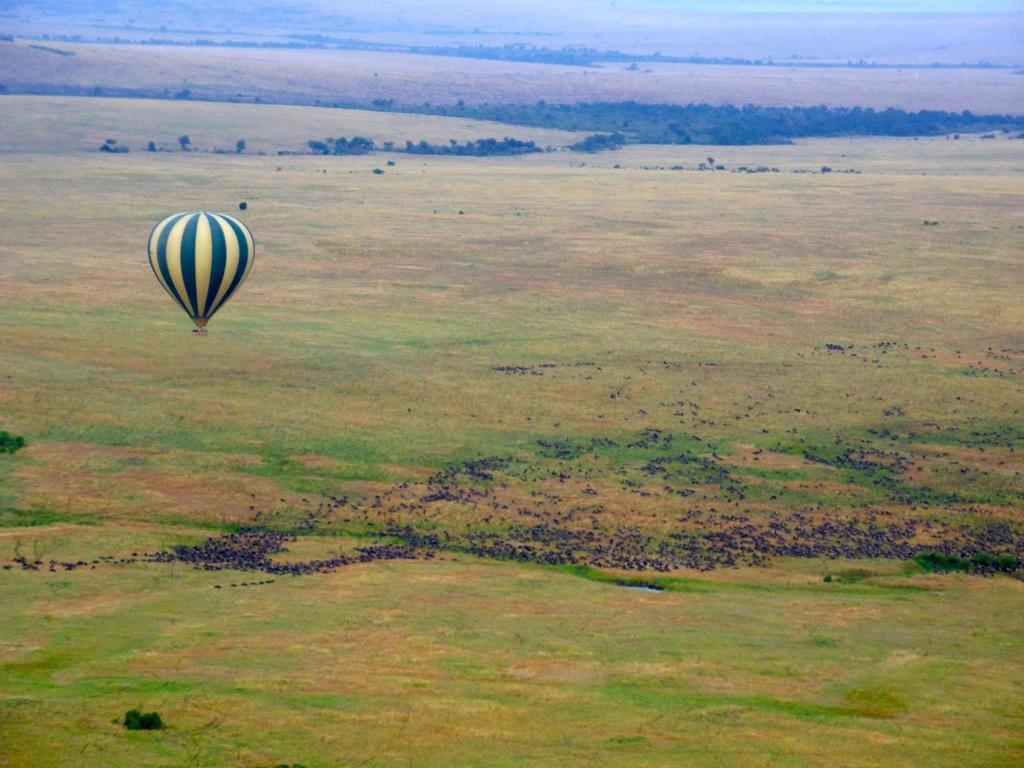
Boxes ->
[1,97,1023,766]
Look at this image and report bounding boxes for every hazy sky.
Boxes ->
[616,1,1024,8]
[4,1,1021,64]
[7,1,1024,16]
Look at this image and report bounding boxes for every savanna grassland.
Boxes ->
[4,39,1024,114]
[1,96,1023,767]
[0,95,582,154]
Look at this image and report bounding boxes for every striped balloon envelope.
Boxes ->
[147,211,255,331]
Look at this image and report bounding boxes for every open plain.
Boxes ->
[3,39,1024,114]
[1,95,1023,766]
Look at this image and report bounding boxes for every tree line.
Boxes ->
[402,138,542,156]
[96,134,542,157]
[94,104,1024,158]
[297,136,542,157]
[374,101,1024,148]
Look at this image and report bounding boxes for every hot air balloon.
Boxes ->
[147,211,254,334]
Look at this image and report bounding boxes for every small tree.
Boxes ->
[0,431,25,453]
[124,710,163,730]
[178,135,191,151]
[235,139,246,154]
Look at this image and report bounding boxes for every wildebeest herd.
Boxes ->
[12,429,1020,579]
[5,345,1023,580]
[151,532,422,575]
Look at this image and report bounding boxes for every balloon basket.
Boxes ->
[192,327,208,336]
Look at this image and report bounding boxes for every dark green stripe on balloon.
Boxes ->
[204,214,228,317]
[179,213,200,318]
[221,216,250,308]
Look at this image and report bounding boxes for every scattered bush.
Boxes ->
[969,552,1020,573]
[915,552,970,572]
[402,137,541,156]
[569,132,627,152]
[99,139,128,153]
[307,136,375,155]
[372,168,384,174]
[123,709,163,730]
[0,431,26,453]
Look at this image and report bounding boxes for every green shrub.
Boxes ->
[124,709,163,730]
[970,552,1020,573]
[915,552,970,573]
[0,431,25,453]
[915,551,1020,574]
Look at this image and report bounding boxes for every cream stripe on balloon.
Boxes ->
[165,214,196,316]
[194,213,213,318]
[240,221,256,282]
[208,213,240,314]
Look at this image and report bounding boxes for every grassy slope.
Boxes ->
[3,40,1024,114]
[1,98,1023,765]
